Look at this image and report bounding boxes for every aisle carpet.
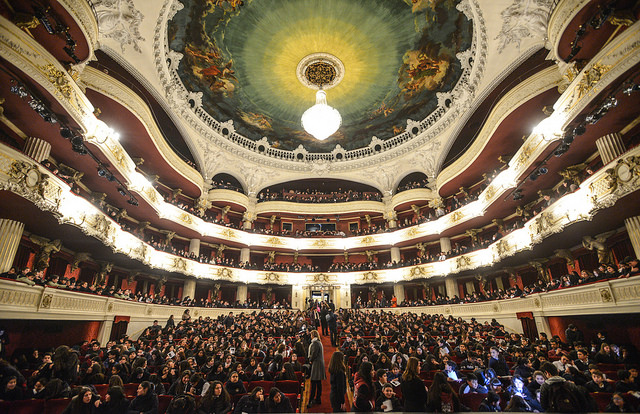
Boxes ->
[305,332,348,413]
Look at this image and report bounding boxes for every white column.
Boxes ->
[236,284,248,304]
[291,285,303,310]
[0,219,25,273]
[495,276,504,291]
[183,278,196,300]
[390,246,401,263]
[393,284,405,303]
[445,276,458,299]
[440,237,451,253]
[189,239,200,257]
[596,133,626,164]
[240,247,251,263]
[97,317,113,344]
[465,281,475,294]
[342,284,352,309]
[625,216,640,259]
[23,137,51,163]
[533,309,551,338]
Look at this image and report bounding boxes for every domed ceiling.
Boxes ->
[167,0,473,153]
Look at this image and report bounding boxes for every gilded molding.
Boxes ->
[81,67,203,190]
[2,277,639,316]
[1,142,639,284]
[58,0,100,57]
[547,0,592,62]
[437,66,562,191]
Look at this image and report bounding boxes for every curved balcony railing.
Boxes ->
[1,140,638,287]
[2,14,639,253]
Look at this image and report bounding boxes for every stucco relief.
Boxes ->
[94,0,145,53]
[495,0,553,52]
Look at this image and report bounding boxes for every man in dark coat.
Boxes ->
[308,330,325,407]
[327,309,338,347]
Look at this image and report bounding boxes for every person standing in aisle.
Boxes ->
[328,351,348,412]
[320,303,329,335]
[308,330,325,408]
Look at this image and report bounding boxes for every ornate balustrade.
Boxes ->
[2,14,639,252]
[1,141,640,286]
[1,277,638,341]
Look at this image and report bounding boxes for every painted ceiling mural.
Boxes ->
[168,0,472,152]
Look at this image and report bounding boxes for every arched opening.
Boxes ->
[211,173,245,193]
[257,178,382,202]
[396,172,429,193]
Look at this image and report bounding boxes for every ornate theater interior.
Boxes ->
[0,0,640,408]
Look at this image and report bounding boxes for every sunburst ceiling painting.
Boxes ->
[168,0,473,152]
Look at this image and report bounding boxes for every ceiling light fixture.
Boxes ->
[297,54,344,141]
[301,90,341,140]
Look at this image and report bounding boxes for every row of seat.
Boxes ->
[87,379,303,398]
[0,392,300,414]
[458,391,637,412]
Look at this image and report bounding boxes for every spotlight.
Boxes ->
[513,190,524,201]
[585,113,602,124]
[573,125,586,136]
[602,97,617,110]
[623,83,640,95]
[97,168,107,177]
[118,187,127,196]
[60,127,73,138]
[554,144,569,157]
[538,167,548,175]
[127,198,139,206]
[563,134,574,145]
[529,171,540,181]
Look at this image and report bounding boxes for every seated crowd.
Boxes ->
[332,309,639,412]
[0,266,290,310]
[1,310,312,413]
[257,189,383,204]
[1,306,638,413]
[352,257,639,308]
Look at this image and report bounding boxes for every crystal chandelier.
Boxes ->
[301,90,342,140]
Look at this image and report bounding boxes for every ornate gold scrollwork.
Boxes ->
[172,257,187,271]
[313,239,328,248]
[41,64,73,99]
[450,211,464,223]
[361,236,375,245]
[264,272,280,283]
[8,161,48,195]
[599,288,613,303]
[456,255,471,269]
[216,268,233,279]
[361,271,378,282]
[496,239,510,257]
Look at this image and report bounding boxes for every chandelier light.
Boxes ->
[302,90,342,140]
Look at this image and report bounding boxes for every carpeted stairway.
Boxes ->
[303,332,350,413]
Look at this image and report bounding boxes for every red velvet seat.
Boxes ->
[597,363,624,372]
[284,393,299,411]
[276,380,300,394]
[460,393,488,411]
[295,371,304,384]
[43,398,71,414]
[392,384,403,401]
[248,380,275,393]
[592,392,613,412]
[158,394,173,414]
[0,399,45,414]
[232,392,248,407]
[123,383,139,397]
[94,383,109,398]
